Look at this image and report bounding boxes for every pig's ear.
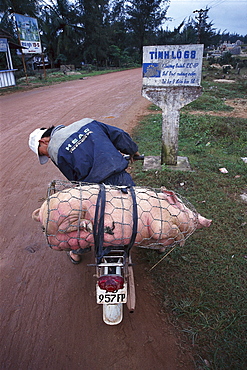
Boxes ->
[161,188,178,205]
[32,208,41,222]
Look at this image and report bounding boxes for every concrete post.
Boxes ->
[142,86,202,165]
[142,44,204,167]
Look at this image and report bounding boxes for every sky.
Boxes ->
[164,0,247,36]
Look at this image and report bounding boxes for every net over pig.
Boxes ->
[32,183,212,251]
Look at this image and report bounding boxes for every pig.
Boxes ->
[32,184,212,252]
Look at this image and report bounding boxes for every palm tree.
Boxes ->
[0,0,39,36]
[39,0,83,67]
[125,0,169,59]
[0,0,39,17]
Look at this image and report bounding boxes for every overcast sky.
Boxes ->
[164,0,247,36]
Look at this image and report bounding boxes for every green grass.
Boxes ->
[182,69,247,112]
[181,93,234,112]
[202,79,247,100]
[131,78,247,369]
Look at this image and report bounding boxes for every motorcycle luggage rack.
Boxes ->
[97,262,123,267]
[88,247,129,268]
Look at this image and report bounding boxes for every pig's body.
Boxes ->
[32,184,211,251]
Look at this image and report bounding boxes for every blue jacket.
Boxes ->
[48,118,138,182]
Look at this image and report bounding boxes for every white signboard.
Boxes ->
[143,44,204,87]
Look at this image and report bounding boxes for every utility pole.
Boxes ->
[193,9,207,44]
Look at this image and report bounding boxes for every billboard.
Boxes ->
[143,44,204,87]
[14,14,42,54]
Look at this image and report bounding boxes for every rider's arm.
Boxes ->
[98,121,138,155]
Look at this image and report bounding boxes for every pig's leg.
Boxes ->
[197,215,212,228]
[32,208,41,222]
[157,227,185,252]
[163,225,185,246]
[150,219,185,248]
[60,219,93,233]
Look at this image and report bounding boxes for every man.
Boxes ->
[29,118,140,264]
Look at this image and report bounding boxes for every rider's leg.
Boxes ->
[67,251,81,264]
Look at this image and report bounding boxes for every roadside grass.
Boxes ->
[201,78,247,100]
[182,66,247,113]
[181,92,234,112]
[131,81,247,368]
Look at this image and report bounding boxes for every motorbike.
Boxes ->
[46,154,144,325]
[94,246,136,325]
[92,154,144,325]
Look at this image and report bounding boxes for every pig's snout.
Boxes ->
[32,208,41,222]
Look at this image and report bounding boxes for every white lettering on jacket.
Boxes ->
[65,130,93,152]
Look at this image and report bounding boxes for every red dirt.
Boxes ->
[0,69,194,370]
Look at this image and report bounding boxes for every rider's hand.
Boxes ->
[130,152,141,163]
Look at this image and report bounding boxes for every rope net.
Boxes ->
[40,180,199,252]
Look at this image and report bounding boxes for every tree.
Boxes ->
[192,7,220,48]
[0,0,40,38]
[39,0,83,67]
[76,0,111,66]
[0,0,40,70]
[220,32,247,44]
[2,0,239,70]
[176,19,197,44]
[125,0,169,59]
[160,9,221,48]
[156,21,187,45]
[107,0,128,55]
[0,0,39,17]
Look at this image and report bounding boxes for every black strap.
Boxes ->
[125,186,138,254]
[94,184,106,263]
[94,185,138,263]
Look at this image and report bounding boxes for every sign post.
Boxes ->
[14,13,44,82]
[142,44,204,166]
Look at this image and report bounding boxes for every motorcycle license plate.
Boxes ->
[96,285,127,304]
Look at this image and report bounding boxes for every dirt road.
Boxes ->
[0,69,194,369]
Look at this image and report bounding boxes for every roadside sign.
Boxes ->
[143,44,204,87]
[14,14,42,54]
[142,44,204,166]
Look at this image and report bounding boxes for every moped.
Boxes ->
[47,155,144,325]
[92,154,144,325]
[94,245,136,325]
